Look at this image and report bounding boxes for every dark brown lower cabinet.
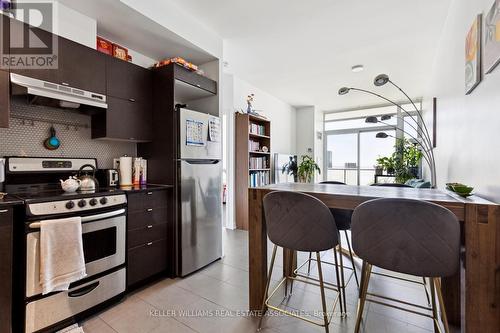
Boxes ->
[0,208,13,333]
[0,70,10,128]
[126,190,168,288]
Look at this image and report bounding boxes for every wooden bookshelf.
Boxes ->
[235,113,272,230]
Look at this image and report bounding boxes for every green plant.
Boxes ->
[376,156,395,174]
[394,138,423,183]
[375,138,423,184]
[297,155,321,183]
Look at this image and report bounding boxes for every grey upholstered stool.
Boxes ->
[351,198,460,333]
[299,181,358,317]
[369,182,431,304]
[258,191,342,333]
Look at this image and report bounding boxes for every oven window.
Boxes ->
[82,227,117,263]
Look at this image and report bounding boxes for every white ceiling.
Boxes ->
[168,0,452,111]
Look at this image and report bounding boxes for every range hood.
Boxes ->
[10,73,108,109]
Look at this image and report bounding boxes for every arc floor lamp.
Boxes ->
[338,74,436,188]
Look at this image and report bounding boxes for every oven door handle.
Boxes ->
[28,208,126,229]
[68,281,100,298]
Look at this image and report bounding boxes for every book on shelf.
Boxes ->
[249,123,266,136]
[249,156,268,169]
[248,140,260,152]
[248,170,270,187]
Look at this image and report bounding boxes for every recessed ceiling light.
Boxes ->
[351,65,364,73]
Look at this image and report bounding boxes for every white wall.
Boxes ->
[232,76,296,154]
[295,106,324,182]
[424,0,500,202]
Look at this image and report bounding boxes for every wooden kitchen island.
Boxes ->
[248,183,500,333]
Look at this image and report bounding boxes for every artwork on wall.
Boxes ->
[485,0,500,73]
[465,14,482,95]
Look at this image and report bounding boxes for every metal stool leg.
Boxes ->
[354,263,372,333]
[316,252,330,333]
[289,250,296,295]
[337,240,347,316]
[423,277,431,306]
[429,276,439,333]
[344,230,359,288]
[258,244,278,331]
[434,278,451,333]
[332,247,344,316]
[307,252,313,274]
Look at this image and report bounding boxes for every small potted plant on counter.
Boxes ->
[376,156,395,175]
[297,155,321,183]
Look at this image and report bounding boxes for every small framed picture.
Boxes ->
[465,14,482,95]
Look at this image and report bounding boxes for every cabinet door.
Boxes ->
[127,239,167,286]
[0,71,9,128]
[93,96,152,142]
[0,208,13,333]
[106,57,152,102]
[174,64,217,94]
[58,37,106,94]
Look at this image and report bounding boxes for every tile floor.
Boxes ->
[82,229,458,333]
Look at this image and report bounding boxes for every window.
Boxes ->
[323,102,421,185]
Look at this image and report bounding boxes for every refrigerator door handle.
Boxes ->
[177,159,220,165]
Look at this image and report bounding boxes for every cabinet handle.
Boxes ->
[129,138,136,140]
[61,82,70,86]
[147,225,153,229]
[0,209,8,213]
[147,192,153,195]
[147,242,153,246]
[147,208,153,212]
[129,98,136,102]
[196,84,201,87]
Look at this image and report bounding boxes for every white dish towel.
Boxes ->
[40,216,87,295]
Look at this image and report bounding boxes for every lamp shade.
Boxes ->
[376,132,389,138]
[338,87,351,95]
[380,115,392,121]
[374,74,390,86]
[365,116,378,123]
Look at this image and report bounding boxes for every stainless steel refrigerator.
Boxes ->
[178,108,222,276]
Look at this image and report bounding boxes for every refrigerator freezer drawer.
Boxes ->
[179,159,222,276]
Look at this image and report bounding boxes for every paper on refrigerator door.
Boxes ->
[186,119,205,146]
[208,116,221,142]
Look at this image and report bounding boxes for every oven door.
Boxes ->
[25,209,126,298]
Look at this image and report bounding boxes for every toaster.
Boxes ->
[96,169,119,187]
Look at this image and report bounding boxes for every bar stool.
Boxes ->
[297,181,358,317]
[370,182,431,304]
[258,191,342,333]
[351,198,460,333]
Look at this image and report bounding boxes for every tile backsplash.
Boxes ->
[0,99,137,168]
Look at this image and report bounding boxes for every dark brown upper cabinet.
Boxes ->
[8,17,105,94]
[57,37,106,94]
[0,71,9,128]
[106,56,152,102]
[91,96,152,142]
[173,64,217,95]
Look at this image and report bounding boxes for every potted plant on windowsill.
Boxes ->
[297,155,321,183]
[376,156,395,175]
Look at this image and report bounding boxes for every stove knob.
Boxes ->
[66,201,75,209]
[100,197,108,205]
[89,198,98,206]
[78,199,87,208]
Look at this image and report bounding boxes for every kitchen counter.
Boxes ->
[0,195,24,208]
[116,184,173,193]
